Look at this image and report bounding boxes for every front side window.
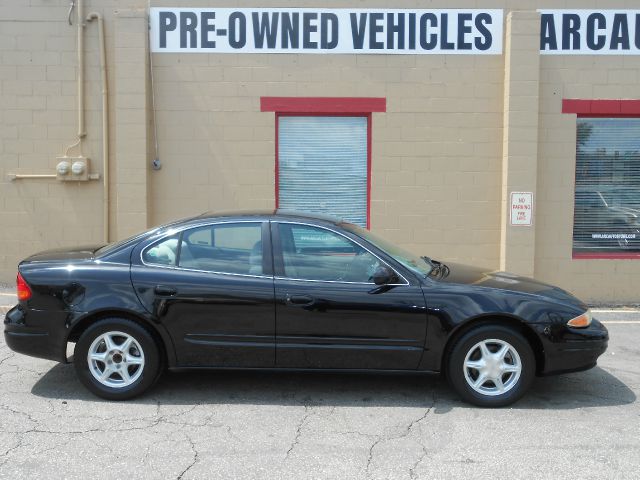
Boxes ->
[343,223,432,278]
[278,115,369,227]
[573,118,640,256]
[277,223,380,282]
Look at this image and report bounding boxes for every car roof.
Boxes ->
[196,209,345,225]
[98,210,351,260]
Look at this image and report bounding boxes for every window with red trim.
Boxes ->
[563,100,640,259]
[261,97,386,229]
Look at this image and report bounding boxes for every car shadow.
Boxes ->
[31,364,636,411]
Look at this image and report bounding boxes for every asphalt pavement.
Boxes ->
[1,303,639,479]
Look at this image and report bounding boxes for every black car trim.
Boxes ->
[5,330,49,337]
[277,343,424,352]
[184,333,274,343]
[276,335,419,345]
[184,338,275,348]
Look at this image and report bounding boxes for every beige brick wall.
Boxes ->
[1,0,640,302]
[536,54,640,303]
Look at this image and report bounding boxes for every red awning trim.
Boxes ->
[562,99,640,116]
[261,97,386,113]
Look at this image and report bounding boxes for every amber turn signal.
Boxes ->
[567,310,592,328]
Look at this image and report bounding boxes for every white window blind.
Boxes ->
[278,116,368,227]
[573,118,640,254]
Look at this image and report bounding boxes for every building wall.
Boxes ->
[536,55,640,302]
[1,0,640,302]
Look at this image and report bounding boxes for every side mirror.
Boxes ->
[372,265,397,285]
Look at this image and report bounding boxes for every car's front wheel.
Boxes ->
[446,324,535,407]
[74,318,163,400]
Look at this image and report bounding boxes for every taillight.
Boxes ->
[16,272,32,302]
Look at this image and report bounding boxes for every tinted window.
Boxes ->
[186,227,212,246]
[179,223,263,275]
[278,224,380,282]
[142,234,180,266]
[573,118,640,254]
[343,223,432,278]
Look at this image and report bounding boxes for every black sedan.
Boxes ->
[4,210,608,407]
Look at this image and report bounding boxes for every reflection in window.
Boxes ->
[178,223,263,275]
[278,224,380,282]
[573,118,640,254]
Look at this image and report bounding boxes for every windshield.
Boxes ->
[342,223,433,277]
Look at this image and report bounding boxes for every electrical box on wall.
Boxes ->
[56,156,91,181]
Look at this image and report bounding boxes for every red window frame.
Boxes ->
[563,99,640,259]
[261,97,386,230]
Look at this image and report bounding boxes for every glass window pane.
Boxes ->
[573,118,640,254]
[179,223,263,275]
[142,234,180,266]
[278,116,368,227]
[186,227,211,246]
[278,224,380,282]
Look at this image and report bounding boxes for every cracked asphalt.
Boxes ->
[1,310,639,480]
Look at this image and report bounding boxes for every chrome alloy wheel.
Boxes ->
[87,331,145,388]
[463,339,522,396]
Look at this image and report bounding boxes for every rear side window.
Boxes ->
[142,234,180,266]
[179,223,263,275]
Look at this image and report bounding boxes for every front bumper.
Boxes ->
[540,318,609,375]
[3,305,69,363]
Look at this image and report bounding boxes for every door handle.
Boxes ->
[286,294,315,306]
[154,285,177,296]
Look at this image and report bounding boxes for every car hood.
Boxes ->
[433,262,587,308]
[21,245,102,263]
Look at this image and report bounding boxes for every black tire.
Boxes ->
[446,324,535,407]
[74,318,163,400]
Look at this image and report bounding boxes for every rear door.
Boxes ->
[272,222,428,370]
[130,221,275,367]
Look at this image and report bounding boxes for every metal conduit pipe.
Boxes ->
[86,12,110,244]
[77,0,86,140]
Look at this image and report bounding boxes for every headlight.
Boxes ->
[567,309,592,328]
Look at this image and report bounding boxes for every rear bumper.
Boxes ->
[541,319,609,376]
[3,305,68,363]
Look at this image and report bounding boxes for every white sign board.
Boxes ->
[149,8,503,54]
[510,192,533,226]
[539,10,640,55]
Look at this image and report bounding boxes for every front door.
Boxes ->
[130,221,275,367]
[272,222,427,370]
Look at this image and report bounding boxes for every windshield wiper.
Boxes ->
[422,256,450,278]
[421,256,434,267]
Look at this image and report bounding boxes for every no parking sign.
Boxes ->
[510,192,533,226]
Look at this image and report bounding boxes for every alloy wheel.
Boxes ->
[87,331,145,388]
[463,338,522,396]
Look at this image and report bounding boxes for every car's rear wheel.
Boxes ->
[74,318,162,400]
[446,324,535,407]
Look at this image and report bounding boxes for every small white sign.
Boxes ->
[510,192,533,226]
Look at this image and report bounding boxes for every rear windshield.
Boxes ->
[94,228,161,257]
